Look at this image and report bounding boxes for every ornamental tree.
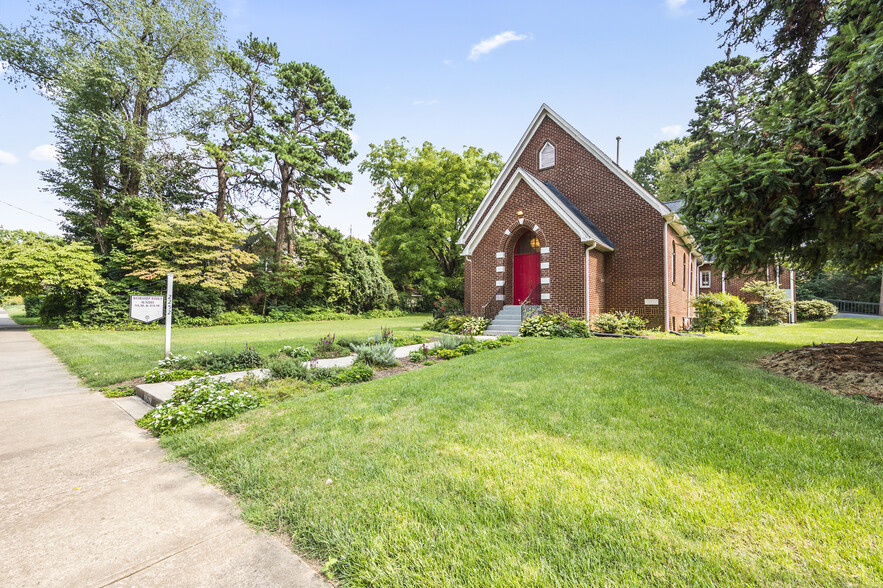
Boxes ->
[125,210,257,291]
[0,230,101,296]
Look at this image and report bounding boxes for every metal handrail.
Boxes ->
[822,298,881,315]
[481,288,504,320]
[517,282,540,306]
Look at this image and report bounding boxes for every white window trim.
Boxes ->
[699,270,711,288]
[539,141,555,170]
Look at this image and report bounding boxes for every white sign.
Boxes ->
[644,299,659,306]
[130,295,165,323]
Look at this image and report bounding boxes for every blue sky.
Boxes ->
[0,0,729,238]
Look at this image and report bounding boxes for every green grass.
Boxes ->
[24,314,436,387]
[5,303,42,325]
[157,318,883,586]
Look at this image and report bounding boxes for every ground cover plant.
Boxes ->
[520,311,592,337]
[161,318,883,586]
[590,311,647,335]
[138,376,262,436]
[24,314,437,387]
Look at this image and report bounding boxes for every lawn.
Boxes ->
[19,313,436,387]
[160,318,883,587]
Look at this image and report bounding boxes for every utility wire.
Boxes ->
[0,198,57,223]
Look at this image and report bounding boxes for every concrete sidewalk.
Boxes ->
[0,309,329,587]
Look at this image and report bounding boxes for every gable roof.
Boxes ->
[459,104,680,250]
[543,181,615,250]
[664,199,684,213]
[460,167,615,256]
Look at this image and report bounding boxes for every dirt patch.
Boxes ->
[372,359,424,380]
[759,341,883,402]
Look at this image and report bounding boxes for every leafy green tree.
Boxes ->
[360,139,503,301]
[631,137,697,201]
[683,0,883,274]
[125,210,258,291]
[1,0,223,249]
[0,230,101,296]
[258,62,356,258]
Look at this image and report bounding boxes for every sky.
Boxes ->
[0,0,731,240]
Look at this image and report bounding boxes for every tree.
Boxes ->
[1,0,223,249]
[0,230,101,296]
[125,210,258,291]
[187,35,279,221]
[360,139,503,300]
[631,137,698,201]
[682,0,883,274]
[258,62,356,258]
[688,55,765,155]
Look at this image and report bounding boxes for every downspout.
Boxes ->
[790,268,796,323]
[585,242,597,320]
[663,222,672,332]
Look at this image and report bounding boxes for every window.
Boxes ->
[515,232,540,254]
[700,271,711,288]
[682,253,687,290]
[539,142,555,169]
[671,241,677,284]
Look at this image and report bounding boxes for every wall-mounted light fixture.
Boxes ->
[516,210,524,217]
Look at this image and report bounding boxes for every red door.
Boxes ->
[514,252,540,304]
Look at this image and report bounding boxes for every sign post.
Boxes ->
[165,273,173,359]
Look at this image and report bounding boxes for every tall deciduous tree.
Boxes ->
[631,137,698,201]
[682,0,883,274]
[360,139,503,300]
[0,0,223,250]
[258,62,356,258]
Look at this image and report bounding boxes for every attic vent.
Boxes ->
[539,142,555,169]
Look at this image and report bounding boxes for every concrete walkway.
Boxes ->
[0,309,329,587]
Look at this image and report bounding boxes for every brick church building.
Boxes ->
[458,104,794,331]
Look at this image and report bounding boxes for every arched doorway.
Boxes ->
[513,232,541,304]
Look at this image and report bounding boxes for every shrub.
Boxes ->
[436,334,464,350]
[392,334,427,346]
[590,312,647,335]
[201,350,241,373]
[459,316,489,336]
[267,356,309,380]
[235,345,263,369]
[137,376,262,436]
[795,299,838,321]
[350,342,398,367]
[408,350,425,362]
[278,345,313,360]
[23,295,44,317]
[435,348,463,360]
[497,334,515,343]
[742,280,792,325]
[340,362,374,383]
[433,296,464,318]
[692,293,749,333]
[521,312,591,337]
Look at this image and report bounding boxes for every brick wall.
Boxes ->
[467,180,587,316]
[666,225,695,330]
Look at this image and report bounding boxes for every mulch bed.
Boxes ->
[759,341,883,402]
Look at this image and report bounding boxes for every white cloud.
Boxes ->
[0,150,19,165]
[665,0,687,11]
[412,99,439,106]
[468,31,529,61]
[29,144,58,162]
[660,125,684,138]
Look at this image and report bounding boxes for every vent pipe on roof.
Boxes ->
[615,136,621,166]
